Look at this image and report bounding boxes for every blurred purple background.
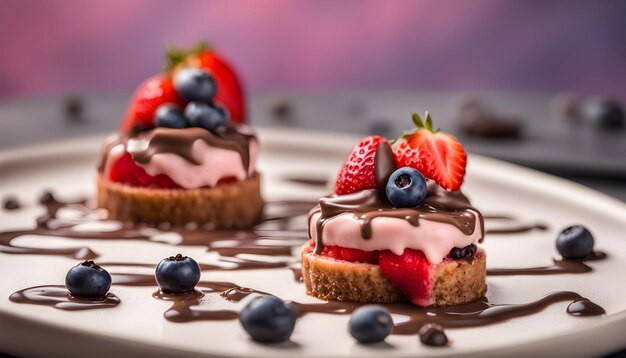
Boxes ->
[0,0,625,99]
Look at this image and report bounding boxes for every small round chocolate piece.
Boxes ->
[3,197,20,210]
[419,323,448,347]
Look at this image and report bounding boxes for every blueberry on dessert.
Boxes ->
[302,112,486,307]
[556,225,594,260]
[97,42,261,228]
[65,260,112,298]
[239,296,296,343]
[155,254,201,293]
[348,305,394,343]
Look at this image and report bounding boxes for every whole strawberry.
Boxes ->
[335,135,392,195]
[120,74,184,133]
[168,42,246,123]
[393,112,467,191]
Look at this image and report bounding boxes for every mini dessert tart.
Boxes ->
[97,43,262,228]
[302,112,486,307]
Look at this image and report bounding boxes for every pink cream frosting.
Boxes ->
[308,210,483,264]
[102,135,258,189]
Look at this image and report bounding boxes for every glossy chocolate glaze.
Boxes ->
[97,124,256,175]
[310,185,482,254]
[3,192,607,341]
[488,252,607,276]
[9,285,120,310]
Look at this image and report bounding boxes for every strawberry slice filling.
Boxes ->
[305,240,436,306]
[109,152,239,189]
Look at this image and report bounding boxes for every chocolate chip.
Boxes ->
[3,197,20,210]
[419,323,448,347]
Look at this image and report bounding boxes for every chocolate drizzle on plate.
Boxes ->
[488,252,607,276]
[1,191,608,344]
[9,285,120,310]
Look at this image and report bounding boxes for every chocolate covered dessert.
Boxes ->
[303,112,486,306]
[96,43,262,227]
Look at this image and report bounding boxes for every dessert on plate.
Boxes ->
[302,112,485,307]
[97,43,262,228]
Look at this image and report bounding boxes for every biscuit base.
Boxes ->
[96,174,263,228]
[301,243,486,306]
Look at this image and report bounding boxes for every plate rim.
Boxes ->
[0,127,625,357]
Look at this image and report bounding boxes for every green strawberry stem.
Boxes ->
[163,41,213,72]
[411,111,438,133]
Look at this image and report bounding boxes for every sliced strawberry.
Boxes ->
[379,249,435,307]
[121,74,184,133]
[334,135,391,195]
[394,112,467,191]
[109,152,181,189]
[339,247,379,264]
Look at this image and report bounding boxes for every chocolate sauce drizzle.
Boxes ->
[9,285,120,310]
[2,191,608,344]
[98,124,256,174]
[309,186,482,254]
[488,252,607,276]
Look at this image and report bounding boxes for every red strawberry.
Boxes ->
[379,249,435,307]
[121,74,184,133]
[169,42,246,123]
[109,152,181,189]
[339,247,379,264]
[393,112,467,191]
[334,135,391,195]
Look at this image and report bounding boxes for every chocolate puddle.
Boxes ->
[2,191,608,342]
[9,285,120,310]
[488,252,607,276]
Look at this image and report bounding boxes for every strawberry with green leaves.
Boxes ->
[393,112,467,191]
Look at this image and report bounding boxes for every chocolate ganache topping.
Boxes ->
[97,124,256,174]
[309,143,484,254]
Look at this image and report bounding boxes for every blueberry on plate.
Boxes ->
[385,167,428,208]
[239,296,296,343]
[556,225,594,260]
[155,104,188,129]
[348,305,394,343]
[65,260,112,298]
[185,102,229,132]
[174,67,217,102]
[583,98,625,129]
[155,254,201,293]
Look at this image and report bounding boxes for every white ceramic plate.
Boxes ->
[0,127,625,358]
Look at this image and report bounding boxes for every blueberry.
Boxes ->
[584,98,625,129]
[185,102,228,132]
[348,305,394,343]
[155,254,201,293]
[154,104,188,129]
[556,225,594,260]
[174,67,217,102]
[385,167,428,208]
[239,296,296,343]
[65,261,112,298]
